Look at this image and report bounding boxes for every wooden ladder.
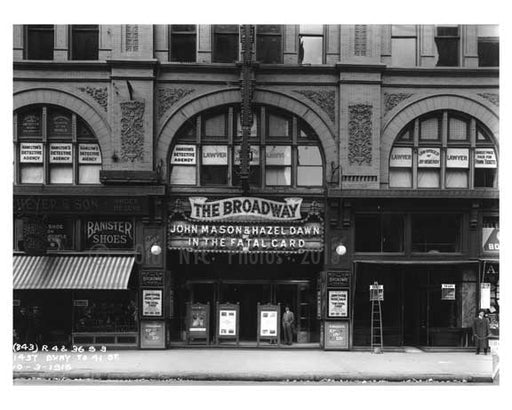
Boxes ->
[370,287,383,354]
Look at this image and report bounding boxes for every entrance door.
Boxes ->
[402,271,428,345]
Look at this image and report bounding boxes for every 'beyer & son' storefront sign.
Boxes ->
[168,197,323,253]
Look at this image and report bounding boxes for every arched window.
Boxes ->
[14,105,102,185]
[389,110,498,189]
[168,105,324,187]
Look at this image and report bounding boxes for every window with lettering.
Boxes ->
[14,104,102,185]
[168,105,324,187]
[389,110,498,189]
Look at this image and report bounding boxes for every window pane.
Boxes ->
[299,25,323,35]
[257,34,282,63]
[297,166,322,186]
[446,169,468,188]
[448,117,468,140]
[355,215,381,252]
[213,33,239,63]
[47,218,74,250]
[420,117,439,140]
[202,145,228,165]
[258,25,281,34]
[435,38,459,67]
[437,26,459,37]
[265,167,291,186]
[478,38,499,67]
[50,165,73,184]
[48,109,72,138]
[298,146,322,165]
[418,169,440,188]
[389,168,412,188]
[201,165,228,185]
[236,112,258,137]
[268,114,289,137]
[171,25,196,33]
[392,25,416,36]
[79,165,101,184]
[474,168,497,188]
[204,114,226,137]
[18,109,42,137]
[171,34,196,62]
[382,215,404,252]
[233,166,261,186]
[266,146,291,165]
[20,165,43,183]
[411,214,461,252]
[299,36,323,64]
[391,38,416,66]
[26,25,54,60]
[170,165,196,185]
[71,25,99,60]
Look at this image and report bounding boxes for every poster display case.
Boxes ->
[215,302,239,345]
[324,321,349,350]
[140,320,166,349]
[328,290,348,318]
[186,302,210,344]
[257,303,280,346]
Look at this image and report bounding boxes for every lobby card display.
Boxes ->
[216,303,240,345]
[324,321,349,350]
[328,290,348,318]
[257,303,280,346]
[140,321,166,349]
[142,289,163,317]
[186,302,210,344]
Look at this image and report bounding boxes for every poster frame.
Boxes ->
[215,302,240,346]
[257,303,281,346]
[323,320,350,350]
[141,289,163,318]
[186,302,210,344]
[139,320,166,349]
[327,289,349,318]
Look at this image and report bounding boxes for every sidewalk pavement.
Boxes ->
[13,348,497,383]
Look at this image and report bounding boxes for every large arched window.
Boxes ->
[14,105,102,184]
[389,110,498,189]
[168,105,324,187]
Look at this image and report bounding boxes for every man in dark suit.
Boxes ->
[472,309,490,355]
[282,306,295,345]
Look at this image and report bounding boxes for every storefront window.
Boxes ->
[355,214,404,253]
[411,214,461,253]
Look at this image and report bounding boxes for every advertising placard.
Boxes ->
[202,145,228,165]
[140,271,164,287]
[84,218,134,249]
[446,148,469,168]
[219,310,237,335]
[49,143,73,163]
[441,284,456,300]
[260,311,278,337]
[140,321,166,349]
[418,147,440,168]
[369,283,384,301]
[389,147,413,167]
[475,148,497,168]
[482,227,499,252]
[189,305,208,333]
[266,145,291,165]
[170,144,197,164]
[19,143,43,163]
[480,283,491,310]
[324,321,349,350]
[142,290,163,317]
[327,271,350,288]
[79,144,102,164]
[234,145,260,165]
[328,290,348,318]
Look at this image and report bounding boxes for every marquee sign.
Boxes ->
[189,197,303,221]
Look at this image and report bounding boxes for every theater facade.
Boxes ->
[13,24,499,350]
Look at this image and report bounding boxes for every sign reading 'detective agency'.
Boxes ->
[19,143,43,163]
[79,144,102,164]
[49,143,73,163]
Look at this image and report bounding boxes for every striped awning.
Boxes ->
[13,255,136,290]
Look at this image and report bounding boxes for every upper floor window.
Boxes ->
[391,25,417,66]
[25,25,54,60]
[213,25,239,63]
[298,25,323,64]
[14,105,102,185]
[389,111,498,189]
[256,25,282,64]
[169,105,324,188]
[70,25,99,60]
[478,25,499,67]
[355,214,404,253]
[411,214,462,253]
[435,25,460,67]
[170,25,197,62]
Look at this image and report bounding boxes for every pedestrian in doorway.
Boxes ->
[282,305,295,345]
[472,309,490,355]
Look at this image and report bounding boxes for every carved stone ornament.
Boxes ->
[78,87,108,111]
[348,104,373,166]
[125,25,139,52]
[478,93,499,107]
[295,90,336,123]
[354,25,368,56]
[120,100,145,162]
[158,88,195,119]
[384,92,413,113]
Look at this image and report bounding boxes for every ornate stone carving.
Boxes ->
[478,93,499,106]
[295,90,336,123]
[354,25,367,56]
[348,104,373,166]
[384,92,413,113]
[78,86,108,111]
[120,101,145,162]
[125,25,139,52]
[158,88,195,118]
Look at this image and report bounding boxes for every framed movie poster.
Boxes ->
[216,303,239,345]
[441,284,456,300]
[142,289,163,317]
[324,321,349,350]
[140,321,166,349]
[328,290,348,318]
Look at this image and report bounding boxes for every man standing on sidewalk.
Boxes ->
[282,306,295,345]
[472,309,490,355]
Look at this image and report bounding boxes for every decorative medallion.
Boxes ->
[295,90,336,123]
[158,88,195,119]
[384,92,413,113]
[125,25,139,52]
[348,104,373,166]
[478,93,499,107]
[120,100,145,162]
[354,25,368,56]
[78,87,108,111]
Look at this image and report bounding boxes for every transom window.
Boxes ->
[389,110,498,189]
[14,105,102,185]
[169,105,324,187]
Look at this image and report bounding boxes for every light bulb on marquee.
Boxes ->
[335,244,347,256]
[150,244,162,256]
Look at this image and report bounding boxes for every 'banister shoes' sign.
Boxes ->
[189,197,303,221]
[84,219,134,249]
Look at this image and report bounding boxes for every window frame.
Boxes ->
[298,24,325,65]
[434,25,460,67]
[212,25,240,63]
[256,25,283,64]
[354,213,405,254]
[390,25,418,67]
[169,24,197,63]
[69,25,99,61]
[25,25,54,60]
